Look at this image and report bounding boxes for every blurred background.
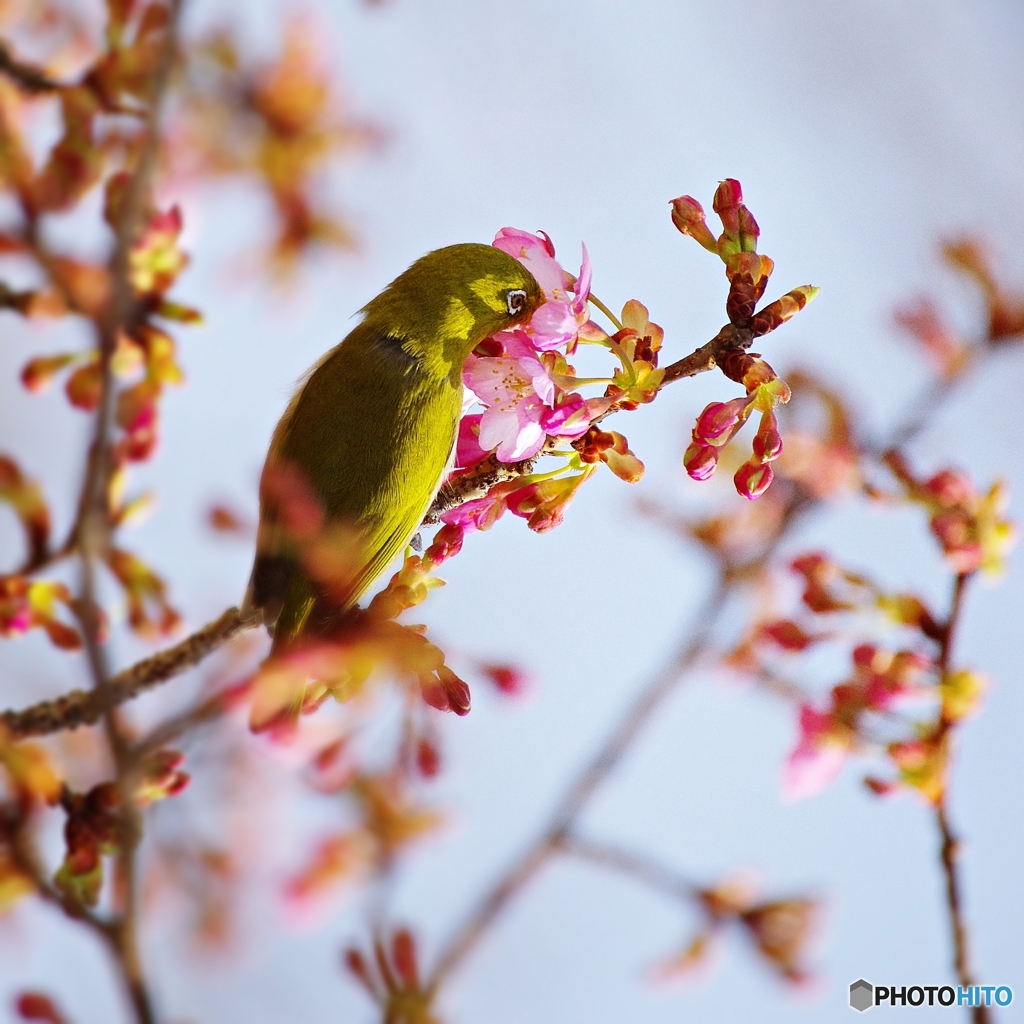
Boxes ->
[1,0,1023,1020]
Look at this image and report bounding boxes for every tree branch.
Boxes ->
[931,572,988,1024]
[557,834,700,907]
[3,607,251,738]
[0,318,785,736]
[426,322,753,520]
[0,41,62,93]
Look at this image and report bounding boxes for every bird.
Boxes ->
[243,242,543,715]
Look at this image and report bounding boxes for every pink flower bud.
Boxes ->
[693,396,753,445]
[713,178,744,237]
[438,666,471,716]
[924,469,973,507]
[481,663,528,695]
[752,410,783,462]
[734,459,774,500]
[424,523,464,566]
[416,737,441,777]
[737,205,760,252]
[392,929,419,989]
[852,644,880,670]
[684,441,719,481]
[669,195,719,252]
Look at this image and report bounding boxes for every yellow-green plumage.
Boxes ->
[246,243,543,659]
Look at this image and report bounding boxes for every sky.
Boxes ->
[2,0,1024,1021]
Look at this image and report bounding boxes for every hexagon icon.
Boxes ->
[849,979,874,1012]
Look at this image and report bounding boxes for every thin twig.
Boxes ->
[2,607,251,738]
[558,834,700,907]
[423,335,999,995]
[0,41,62,93]
[931,572,988,1024]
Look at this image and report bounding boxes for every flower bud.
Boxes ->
[693,396,753,446]
[734,459,774,500]
[713,178,744,237]
[438,666,471,716]
[669,196,718,252]
[752,410,783,462]
[392,929,420,989]
[684,441,719,481]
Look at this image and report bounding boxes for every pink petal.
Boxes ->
[464,357,520,405]
[541,393,591,439]
[781,740,848,801]
[455,413,488,470]
[478,406,521,452]
[530,301,578,348]
[520,357,555,405]
[572,243,592,314]
[493,227,571,300]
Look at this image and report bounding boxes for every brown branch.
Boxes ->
[71,8,185,1019]
[558,834,700,907]
[658,322,755,387]
[2,606,251,738]
[7,811,154,1022]
[0,322,770,732]
[426,322,752,521]
[422,326,998,995]
[0,41,62,93]
[931,572,988,1024]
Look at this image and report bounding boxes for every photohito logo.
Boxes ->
[849,979,1013,1012]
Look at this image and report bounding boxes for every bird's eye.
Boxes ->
[506,289,528,316]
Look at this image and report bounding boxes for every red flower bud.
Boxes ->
[392,929,419,989]
[424,523,464,567]
[669,195,718,252]
[415,738,441,777]
[684,442,719,481]
[734,459,774,500]
[438,666,471,716]
[924,469,973,507]
[752,410,783,462]
[693,396,753,445]
[713,178,744,237]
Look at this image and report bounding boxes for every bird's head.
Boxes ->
[362,242,545,374]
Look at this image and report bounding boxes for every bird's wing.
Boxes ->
[252,322,460,652]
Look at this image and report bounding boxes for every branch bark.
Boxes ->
[3,607,250,738]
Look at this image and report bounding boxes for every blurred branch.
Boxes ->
[2,607,250,738]
[74,5,186,1019]
[8,811,152,1023]
[557,834,699,906]
[0,41,62,93]
[423,325,1002,994]
[932,572,988,1024]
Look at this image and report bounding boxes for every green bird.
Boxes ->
[244,242,543,681]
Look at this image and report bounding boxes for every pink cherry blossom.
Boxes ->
[492,227,571,300]
[455,414,488,471]
[529,244,593,351]
[439,484,513,534]
[464,331,557,462]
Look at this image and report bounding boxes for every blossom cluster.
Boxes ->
[422,226,653,563]
[671,181,817,499]
[728,451,1014,804]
